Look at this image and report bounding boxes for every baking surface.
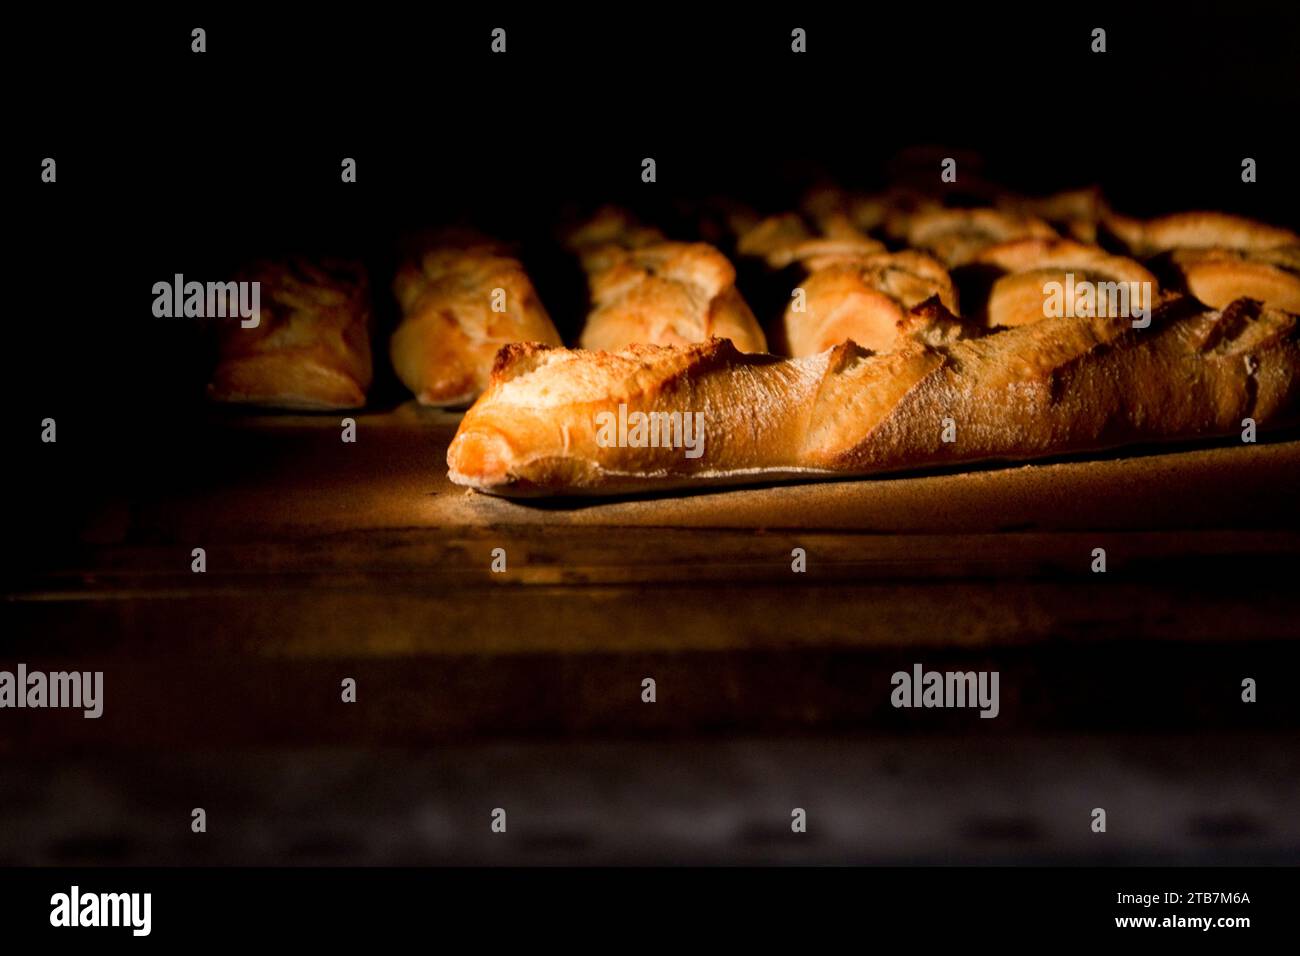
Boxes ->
[7,414,1298,748]
[64,409,1300,541]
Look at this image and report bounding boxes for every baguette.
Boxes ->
[208,258,372,410]
[905,208,1058,267]
[996,187,1110,243]
[579,241,768,353]
[969,238,1157,329]
[562,206,666,278]
[1170,247,1300,314]
[447,296,1300,497]
[737,211,885,271]
[1102,212,1300,314]
[1105,211,1299,257]
[780,251,959,355]
[390,245,562,407]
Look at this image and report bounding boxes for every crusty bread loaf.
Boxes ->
[208,258,373,410]
[579,241,768,353]
[780,251,959,355]
[969,238,1157,329]
[1102,212,1300,314]
[737,211,885,271]
[997,187,1110,243]
[390,246,562,407]
[1170,247,1300,314]
[905,208,1058,267]
[447,296,1300,496]
[1105,211,1300,257]
[562,206,666,278]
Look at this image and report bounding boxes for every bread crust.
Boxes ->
[1101,212,1300,313]
[579,242,768,353]
[780,251,959,355]
[1170,247,1300,314]
[1106,211,1300,257]
[448,297,1300,496]
[997,187,1109,243]
[970,238,1158,328]
[737,211,886,271]
[562,206,666,277]
[390,247,562,407]
[905,208,1058,267]
[207,258,372,410]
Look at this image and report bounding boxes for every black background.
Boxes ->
[10,2,1300,411]
[0,865,1290,943]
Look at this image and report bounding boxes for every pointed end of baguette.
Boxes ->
[447,424,514,491]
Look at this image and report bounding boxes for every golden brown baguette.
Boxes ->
[579,241,768,353]
[1102,212,1300,314]
[447,296,1300,496]
[562,206,666,278]
[1105,211,1299,257]
[390,245,562,407]
[969,238,1157,329]
[737,211,885,271]
[904,208,1058,267]
[208,258,372,410]
[780,251,959,355]
[997,187,1110,243]
[1170,246,1300,314]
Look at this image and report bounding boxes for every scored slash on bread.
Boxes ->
[447,295,1300,497]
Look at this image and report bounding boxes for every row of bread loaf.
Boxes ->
[204,189,1300,411]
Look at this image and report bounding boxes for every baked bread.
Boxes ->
[390,246,562,407]
[1105,211,1300,257]
[788,185,944,246]
[1169,247,1300,314]
[207,258,372,410]
[448,296,1300,496]
[905,208,1058,267]
[1103,212,1300,314]
[997,187,1110,243]
[737,211,885,271]
[780,251,960,355]
[579,241,768,352]
[863,189,945,243]
[969,238,1157,328]
[563,206,666,277]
